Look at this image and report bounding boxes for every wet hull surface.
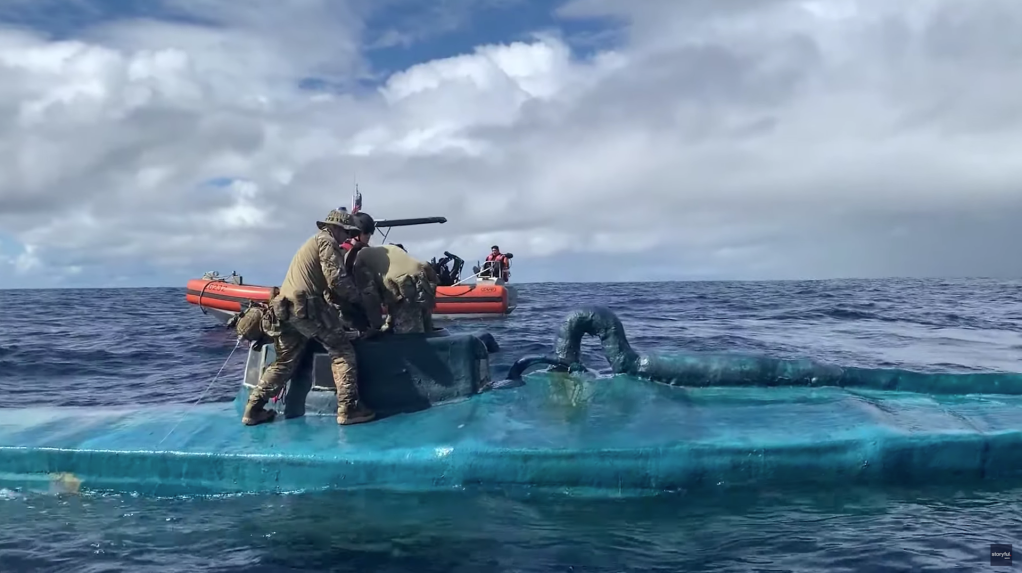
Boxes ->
[2,377,1022,496]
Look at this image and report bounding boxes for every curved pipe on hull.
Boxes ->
[506,306,1022,395]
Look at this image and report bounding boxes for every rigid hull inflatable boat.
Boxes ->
[3,307,1022,497]
[185,214,518,324]
[185,273,517,325]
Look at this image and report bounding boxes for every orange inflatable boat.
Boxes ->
[185,273,517,324]
[185,213,518,323]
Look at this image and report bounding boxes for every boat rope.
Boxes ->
[195,278,221,315]
[157,337,244,446]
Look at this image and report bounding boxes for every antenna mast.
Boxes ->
[351,177,362,214]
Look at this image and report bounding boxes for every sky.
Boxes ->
[1,0,1021,288]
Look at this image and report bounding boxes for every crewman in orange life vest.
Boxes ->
[483,245,511,281]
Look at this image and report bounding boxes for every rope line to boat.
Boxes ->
[157,337,243,446]
[195,278,222,315]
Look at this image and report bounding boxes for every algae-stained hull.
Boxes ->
[5,309,1022,497]
[3,382,1022,497]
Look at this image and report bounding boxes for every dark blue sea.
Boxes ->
[1,278,1021,572]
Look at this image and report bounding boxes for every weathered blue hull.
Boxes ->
[4,307,1022,497]
[3,379,1022,496]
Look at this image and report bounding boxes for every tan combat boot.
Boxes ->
[242,397,277,426]
[333,363,376,425]
[337,402,376,425]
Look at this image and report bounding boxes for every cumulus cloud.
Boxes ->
[1,0,1021,287]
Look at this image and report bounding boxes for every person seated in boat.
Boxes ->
[234,208,378,427]
[481,246,512,281]
[427,256,451,287]
[348,216,439,334]
[430,258,450,286]
[429,256,455,287]
[436,251,463,286]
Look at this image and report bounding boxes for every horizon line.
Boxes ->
[0,275,1017,291]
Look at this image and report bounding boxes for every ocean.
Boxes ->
[1,278,1020,572]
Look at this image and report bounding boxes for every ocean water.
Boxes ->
[1,278,1021,572]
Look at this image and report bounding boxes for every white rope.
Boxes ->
[158,337,244,446]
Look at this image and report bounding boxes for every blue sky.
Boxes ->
[361,0,621,71]
[0,0,622,65]
[2,0,1022,288]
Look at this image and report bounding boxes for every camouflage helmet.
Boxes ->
[235,307,266,341]
[316,209,360,231]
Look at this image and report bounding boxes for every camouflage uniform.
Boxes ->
[237,209,376,426]
[352,244,438,334]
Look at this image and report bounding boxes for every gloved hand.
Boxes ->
[250,334,273,351]
[359,327,383,340]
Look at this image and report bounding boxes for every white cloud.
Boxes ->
[1,0,1022,288]
[12,243,41,274]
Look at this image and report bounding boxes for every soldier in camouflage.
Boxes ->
[347,213,439,334]
[235,209,377,427]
